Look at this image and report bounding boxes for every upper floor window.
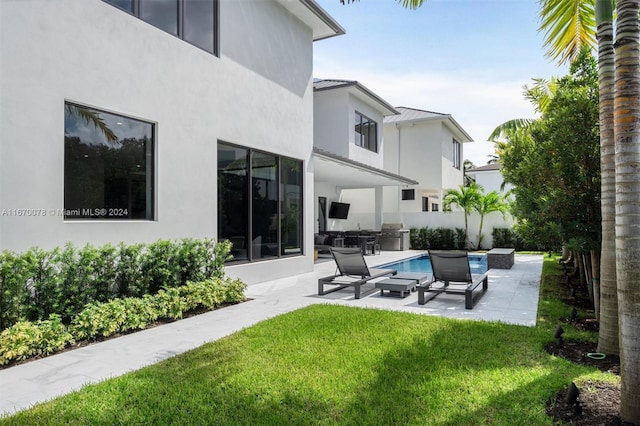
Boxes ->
[64,102,155,220]
[452,139,461,170]
[354,111,377,152]
[104,0,217,55]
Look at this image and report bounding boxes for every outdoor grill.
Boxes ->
[379,223,410,251]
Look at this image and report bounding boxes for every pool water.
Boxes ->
[380,254,487,275]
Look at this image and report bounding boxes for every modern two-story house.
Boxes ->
[312,80,417,233]
[0,0,344,284]
[382,106,473,215]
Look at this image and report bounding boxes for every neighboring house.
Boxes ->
[0,0,344,285]
[382,107,473,215]
[312,80,417,232]
[465,163,513,198]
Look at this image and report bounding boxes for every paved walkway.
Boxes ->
[0,251,542,416]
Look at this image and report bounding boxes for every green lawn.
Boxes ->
[0,255,616,425]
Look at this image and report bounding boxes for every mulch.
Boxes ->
[544,318,635,426]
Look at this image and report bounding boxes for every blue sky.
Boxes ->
[313,0,569,166]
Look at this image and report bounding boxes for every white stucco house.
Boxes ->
[382,106,473,215]
[312,80,418,233]
[465,163,513,197]
[0,0,345,285]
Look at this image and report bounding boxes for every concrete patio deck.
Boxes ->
[0,251,542,416]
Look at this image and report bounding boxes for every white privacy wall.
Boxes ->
[0,0,317,284]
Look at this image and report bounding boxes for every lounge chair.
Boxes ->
[318,248,397,299]
[418,250,489,309]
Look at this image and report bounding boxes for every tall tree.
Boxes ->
[613,0,640,420]
[498,52,601,256]
[443,183,483,250]
[595,0,619,356]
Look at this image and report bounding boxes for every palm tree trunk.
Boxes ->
[590,249,600,320]
[595,0,619,355]
[477,215,484,250]
[464,213,471,250]
[614,0,640,421]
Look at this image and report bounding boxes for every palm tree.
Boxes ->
[612,0,640,420]
[443,183,483,250]
[540,0,640,419]
[594,0,618,357]
[474,191,508,250]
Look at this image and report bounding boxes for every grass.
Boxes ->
[0,254,617,425]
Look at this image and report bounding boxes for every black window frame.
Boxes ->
[452,139,461,170]
[401,189,415,201]
[63,101,156,221]
[217,141,303,263]
[103,0,219,56]
[354,111,378,152]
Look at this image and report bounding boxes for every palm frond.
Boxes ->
[538,0,597,65]
[65,104,118,144]
[523,77,559,113]
[487,118,536,141]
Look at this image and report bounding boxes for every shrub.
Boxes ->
[69,277,246,342]
[0,238,232,331]
[0,251,36,330]
[492,228,517,248]
[409,227,466,250]
[0,314,74,365]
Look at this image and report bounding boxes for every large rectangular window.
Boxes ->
[104,0,218,55]
[64,102,154,220]
[218,142,303,262]
[354,111,378,152]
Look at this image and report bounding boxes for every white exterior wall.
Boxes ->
[382,120,464,214]
[0,0,318,285]
[313,90,350,157]
[314,181,350,232]
[381,211,516,249]
[313,88,385,169]
[468,170,513,196]
[440,123,465,191]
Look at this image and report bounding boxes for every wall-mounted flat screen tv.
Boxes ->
[328,202,350,219]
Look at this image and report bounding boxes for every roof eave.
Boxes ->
[278,0,345,41]
[314,80,399,116]
[387,115,473,142]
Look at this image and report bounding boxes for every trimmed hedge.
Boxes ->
[0,277,246,366]
[491,228,540,251]
[0,238,231,330]
[409,227,466,250]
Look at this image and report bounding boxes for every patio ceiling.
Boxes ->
[313,148,418,189]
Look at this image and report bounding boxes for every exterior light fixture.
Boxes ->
[554,325,564,348]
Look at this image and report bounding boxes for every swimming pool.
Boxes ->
[380,253,487,275]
